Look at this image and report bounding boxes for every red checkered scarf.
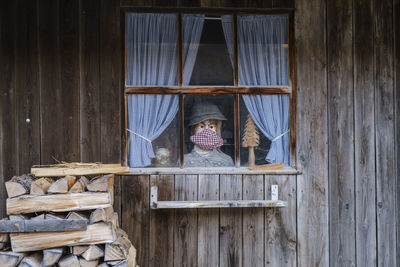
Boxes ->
[190,129,224,150]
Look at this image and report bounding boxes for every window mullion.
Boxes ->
[233,13,239,87]
[234,94,240,167]
[178,13,183,87]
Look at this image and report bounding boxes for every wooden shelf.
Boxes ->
[150,185,287,209]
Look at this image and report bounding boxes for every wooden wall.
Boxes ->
[0,0,399,266]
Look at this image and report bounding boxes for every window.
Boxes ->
[124,11,293,168]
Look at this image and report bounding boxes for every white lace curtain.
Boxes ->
[222,15,290,165]
[125,13,204,167]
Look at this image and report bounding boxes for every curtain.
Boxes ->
[222,15,290,165]
[126,13,204,167]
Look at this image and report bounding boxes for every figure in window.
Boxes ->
[184,103,234,167]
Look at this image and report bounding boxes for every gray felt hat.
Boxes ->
[188,102,227,126]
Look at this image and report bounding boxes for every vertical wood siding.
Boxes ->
[0,0,400,266]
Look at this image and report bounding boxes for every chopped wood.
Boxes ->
[111,212,119,229]
[31,164,129,177]
[47,177,68,193]
[104,244,125,261]
[42,248,63,266]
[66,211,89,222]
[8,215,27,220]
[18,252,42,267]
[30,177,53,195]
[0,219,87,233]
[0,251,25,267]
[7,192,112,214]
[81,244,104,261]
[65,175,77,189]
[98,263,110,267]
[30,214,45,220]
[79,258,99,267]
[247,162,285,171]
[10,222,116,252]
[87,174,114,192]
[5,182,29,198]
[45,213,64,220]
[127,245,137,267]
[113,259,128,267]
[0,242,7,250]
[58,255,80,267]
[69,176,89,193]
[72,245,89,255]
[0,233,9,242]
[89,208,107,224]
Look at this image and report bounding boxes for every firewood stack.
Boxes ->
[0,164,137,267]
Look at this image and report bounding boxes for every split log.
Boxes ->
[81,245,104,261]
[0,233,9,242]
[65,175,77,189]
[0,219,87,233]
[72,245,89,255]
[127,245,137,267]
[42,248,63,266]
[0,251,25,267]
[18,252,42,267]
[69,176,89,193]
[98,263,110,267]
[104,244,125,262]
[10,222,116,252]
[30,214,45,221]
[5,174,34,198]
[0,242,7,250]
[113,259,128,267]
[90,208,107,224]
[87,174,114,192]
[31,164,129,177]
[7,192,112,214]
[30,178,53,195]
[111,212,119,229]
[45,213,64,220]
[59,255,80,267]
[66,212,89,222]
[8,215,27,221]
[79,258,99,267]
[47,177,68,194]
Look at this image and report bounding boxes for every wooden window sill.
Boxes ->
[126,166,300,175]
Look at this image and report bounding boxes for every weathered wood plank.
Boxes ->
[295,0,329,266]
[153,199,286,209]
[149,175,174,267]
[219,175,242,267]
[120,0,152,7]
[0,0,16,218]
[10,222,115,253]
[39,0,80,164]
[80,0,101,162]
[354,0,377,266]
[31,165,128,177]
[265,175,296,267]
[197,174,219,267]
[15,0,40,174]
[242,175,264,267]
[174,175,198,267]
[99,0,121,164]
[327,0,355,266]
[374,0,396,265]
[121,175,149,267]
[395,0,400,265]
[0,219,87,233]
[7,192,112,214]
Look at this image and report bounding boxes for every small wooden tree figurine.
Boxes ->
[242,114,259,166]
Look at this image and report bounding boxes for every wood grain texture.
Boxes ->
[265,175,296,267]
[121,175,149,267]
[374,0,396,265]
[354,0,377,266]
[219,175,242,267]
[197,174,219,267]
[295,0,329,266]
[242,175,263,267]
[99,0,122,164]
[120,0,152,7]
[14,0,40,174]
[149,175,174,267]
[174,175,197,267]
[80,0,101,162]
[327,0,355,266]
[395,0,400,265]
[0,0,16,218]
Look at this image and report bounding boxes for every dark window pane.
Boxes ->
[183,15,234,85]
[184,95,235,167]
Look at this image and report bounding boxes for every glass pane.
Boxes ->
[183,14,234,85]
[240,95,290,166]
[127,94,179,167]
[125,13,178,86]
[184,95,235,167]
[237,15,289,86]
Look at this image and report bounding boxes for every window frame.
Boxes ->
[122,8,296,168]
